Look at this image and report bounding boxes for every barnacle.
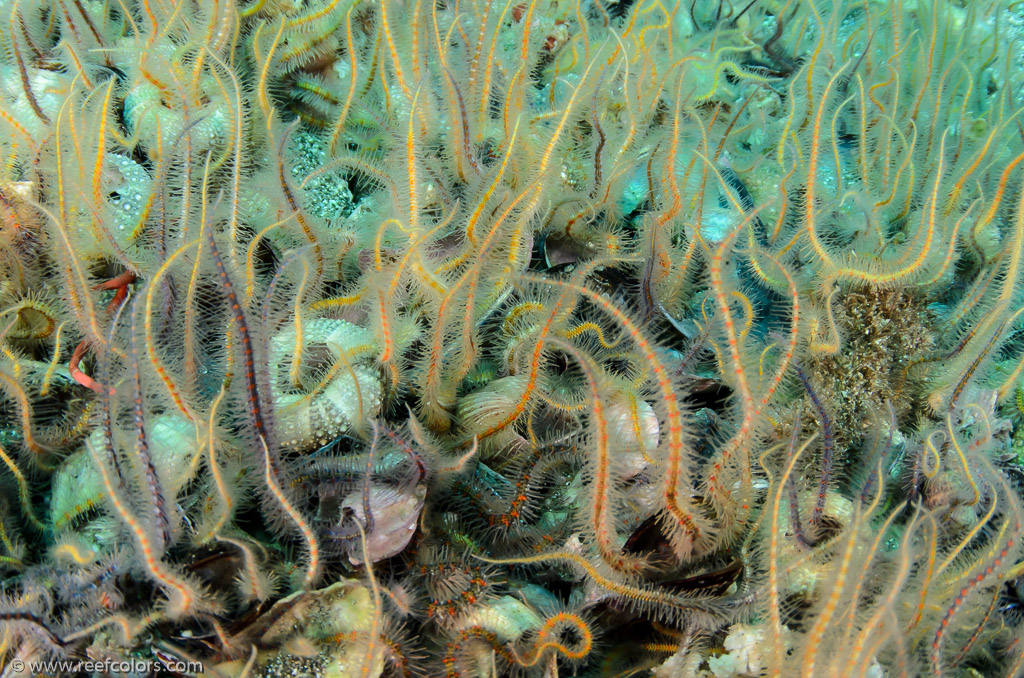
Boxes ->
[121,75,231,158]
[51,415,198,545]
[270,318,382,449]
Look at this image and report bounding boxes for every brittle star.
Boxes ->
[68,270,136,394]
